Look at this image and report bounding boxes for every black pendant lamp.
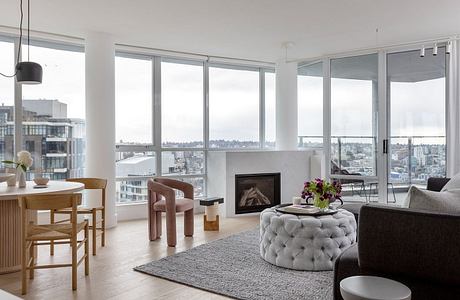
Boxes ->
[16,0,42,84]
[16,61,42,84]
[0,0,42,84]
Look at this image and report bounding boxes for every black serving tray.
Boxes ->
[274,203,339,216]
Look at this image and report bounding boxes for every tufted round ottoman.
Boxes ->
[259,207,357,271]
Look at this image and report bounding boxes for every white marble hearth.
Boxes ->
[207,150,316,217]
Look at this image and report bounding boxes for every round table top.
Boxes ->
[0,181,84,201]
[340,276,411,300]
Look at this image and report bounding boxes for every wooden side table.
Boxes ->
[200,197,224,231]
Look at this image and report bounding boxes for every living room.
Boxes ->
[0,1,459,299]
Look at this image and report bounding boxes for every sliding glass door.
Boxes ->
[330,54,379,202]
[386,47,447,203]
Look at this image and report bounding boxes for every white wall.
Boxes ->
[276,59,298,150]
[85,32,117,228]
[207,150,314,217]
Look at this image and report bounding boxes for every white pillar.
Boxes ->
[85,32,117,228]
[275,59,298,150]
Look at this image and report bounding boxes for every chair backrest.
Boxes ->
[154,177,194,199]
[147,179,175,202]
[19,194,81,241]
[66,178,107,190]
[19,193,81,210]
[66,178,107,206]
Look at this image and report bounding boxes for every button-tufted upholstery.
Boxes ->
[260,207,357,271]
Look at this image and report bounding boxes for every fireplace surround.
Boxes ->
[235,173,281,214]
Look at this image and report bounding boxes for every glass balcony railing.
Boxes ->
[298,135,446,185]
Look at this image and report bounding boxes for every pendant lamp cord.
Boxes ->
[0,0,24,78]
[27,0,30,61]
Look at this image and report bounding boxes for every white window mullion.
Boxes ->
[377,51,388,203]
[14,37,22,154]
[259,68,266,148]
[323,58,331,180]
[153,56,162,176]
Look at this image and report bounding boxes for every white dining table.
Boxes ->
[0,181,84,274]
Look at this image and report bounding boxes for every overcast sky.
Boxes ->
[0,41,446,146]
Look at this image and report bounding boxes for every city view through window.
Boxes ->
[0,39,447,205]
[298,50,446,189]
[0,42,85,182]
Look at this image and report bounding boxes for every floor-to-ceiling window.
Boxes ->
[330,54,378,176]
[114,54,275,203]
[161,59,205,197]
[387,47,446,187]
[330,54,378,201]
[0,38,15,164]
[297,46,448,204]
[209,66,260,148]
[115,54,154,203]
[21,42,85,180]
[298,62,323,148]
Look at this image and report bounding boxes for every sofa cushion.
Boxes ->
[407,186,460,213]
[441,172,460,192]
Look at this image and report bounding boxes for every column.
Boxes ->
[85,32,117,228]
[275,59,298,150]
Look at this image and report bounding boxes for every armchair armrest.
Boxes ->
[333,244,361,300]
[426,177,451,192]
[147,179,176,213]
[358,205,460,286]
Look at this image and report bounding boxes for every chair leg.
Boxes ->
[21,242,28,295]
[391,183,397,203]
[92,210,97,256]
[101,208,106,247]
[165,210,177,247]
[156,211,162,237]
[72,235,77,290]
[50,209,55,256]
[149,209,158,241]
[184,209,194,237]
[84,222,89,276]
[29,242,34,279]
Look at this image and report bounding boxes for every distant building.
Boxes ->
[0,99,85,180]
[115,153,156,203]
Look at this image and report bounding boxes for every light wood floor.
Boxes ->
[0,214,259,300]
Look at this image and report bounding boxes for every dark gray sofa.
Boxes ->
[333,178,460,300]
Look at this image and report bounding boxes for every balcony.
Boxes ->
[299,135,446,204]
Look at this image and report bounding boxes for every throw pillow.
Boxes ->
[407,186,460,213]
[441,172,460,192]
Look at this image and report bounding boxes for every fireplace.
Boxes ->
[235,173,281,214]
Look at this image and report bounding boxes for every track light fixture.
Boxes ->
[420,46,425,57]
[433,43,438,56]
[446,41,452,55]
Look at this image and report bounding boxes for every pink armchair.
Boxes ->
[147,177,194,247]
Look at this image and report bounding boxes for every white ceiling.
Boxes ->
[0,0,459,62]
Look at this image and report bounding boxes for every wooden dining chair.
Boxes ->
[50,178,107,256]
[19,193,89,294]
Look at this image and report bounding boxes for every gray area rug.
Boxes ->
[134,229,333,300]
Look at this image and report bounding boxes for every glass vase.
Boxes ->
[313,195,329,211]
[17,169,26,188]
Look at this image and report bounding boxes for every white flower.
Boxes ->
[17,151,33,168]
